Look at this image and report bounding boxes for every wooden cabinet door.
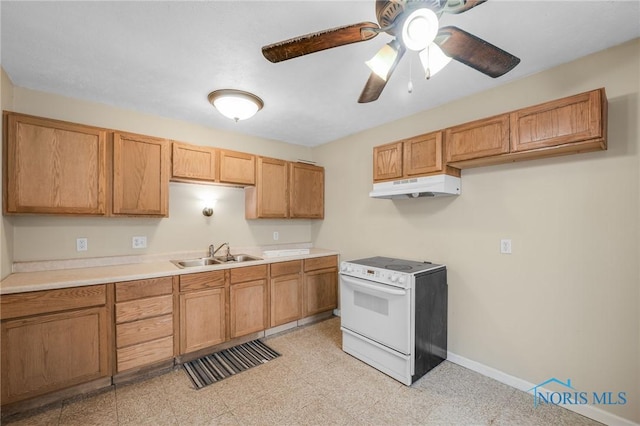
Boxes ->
[270,274,302,327]
[172,141,217,181]
[245,157,288,219]
[510,89,606,152]
[289,162,324,219]
[112,132,169,216]
[230,280,267,338]
[303,268,337,317]
[4,113,107,215]
[219,149,255,185]
[373,141,403,181]
[179,288,226,354]
[445,114,510,163]
[1,307,109,404]
[403,132,443,176]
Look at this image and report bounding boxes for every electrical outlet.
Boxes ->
[76,238,88,252]
[273,231,279,241]
[132,236,147,249]
[500,239,512,254]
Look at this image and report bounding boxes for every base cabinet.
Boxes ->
[0,285,110,405]
[269,261,303,327]
[230,265,268,338]
[178,271,226,355]
[303,256,338,317]
[114,277,174,373]
[0,256,339,410]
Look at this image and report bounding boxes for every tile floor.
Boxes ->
[3,316,602,425]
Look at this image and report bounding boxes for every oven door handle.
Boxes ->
[341,275,407,296]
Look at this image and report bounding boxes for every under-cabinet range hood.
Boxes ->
[369,174,461,199]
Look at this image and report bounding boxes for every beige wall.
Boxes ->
[6,86,314,261]
[313,39,640,422]
[1,69,15,278]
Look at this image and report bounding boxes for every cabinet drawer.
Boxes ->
[270,260,302,277]
[304,256,338,272]
[115,294,173,324]
[230,265,268,284]
[116,335,174,372]
[1,285,106,320]
[179,270,225,292]
[116,314,173,348]
[115,277,173,302]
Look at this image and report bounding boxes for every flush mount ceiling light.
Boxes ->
[208,89,264,122]
[401,8,439,52]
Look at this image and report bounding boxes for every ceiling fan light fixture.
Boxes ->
[401,8,439,52]
[419,43,452,78]
[208,89,264,122]
[365,40,400,81]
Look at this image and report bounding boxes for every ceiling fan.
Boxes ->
[262,0,520,103]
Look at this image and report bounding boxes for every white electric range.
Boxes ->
[339,256,448,385]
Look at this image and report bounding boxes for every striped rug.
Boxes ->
[183,339,280,390]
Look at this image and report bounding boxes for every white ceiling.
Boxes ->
[1,1,639,147]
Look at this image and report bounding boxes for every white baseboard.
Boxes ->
[447,352,639,426]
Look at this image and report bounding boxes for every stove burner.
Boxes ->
[385,264,412,271]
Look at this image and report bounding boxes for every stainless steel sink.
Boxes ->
[171,254,262,268]
[171,257,222,268]
[213,254,262,263]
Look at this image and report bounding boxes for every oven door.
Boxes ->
[340,274,412,355]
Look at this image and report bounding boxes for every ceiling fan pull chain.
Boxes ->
[424,46,432,80]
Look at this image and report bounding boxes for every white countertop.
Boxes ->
[0,247,339,295]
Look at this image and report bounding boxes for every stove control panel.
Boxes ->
[340,262,412,288]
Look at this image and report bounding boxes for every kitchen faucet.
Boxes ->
[209,243,232,260]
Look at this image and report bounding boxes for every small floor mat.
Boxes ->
[183,339,280,389]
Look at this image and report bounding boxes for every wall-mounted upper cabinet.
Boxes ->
[445,88,607,169]
[373,141,403,181]
[445,115,510,164]
[3,113,108,215]
[510,89,607,153]
[112,132,170,217]
[245,156,288,219]
[245,159,324,219]
[373,131,458,183]
[171,141,217,182]
[289,162,324,219]
[219,149,256,186]
[3,113,170,217]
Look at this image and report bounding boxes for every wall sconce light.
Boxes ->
[201,197,217,217]
[202,206,214,217]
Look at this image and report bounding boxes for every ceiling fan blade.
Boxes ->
[435,26,520,78]
[443,0,488,14]
[358,45,406,103]
[358,73,387,103]
[262,22,380,63]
